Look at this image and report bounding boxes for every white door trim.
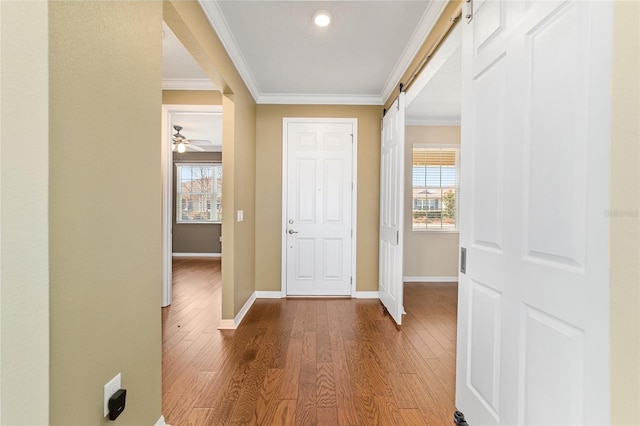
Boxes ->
[281,117,358,297]
[161,104,223,307]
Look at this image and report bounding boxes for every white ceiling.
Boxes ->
[198,0,448,105]
[162,22,217,91]
[162,0,461,132]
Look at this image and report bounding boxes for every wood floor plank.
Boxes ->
[163,372,214,425]
[280,338,303,399]
[263,399,297,425]
[404,372,450,424]
[295,383,317,425]
[331,349,360,426]
[316,306,332,363]
[404,346,456,416]
[251,368,284,425]
[316,362,337,408]
[344,339,382,426]
[186,408,215,426]
[302,330,317,364]
[375,395,404,426]
[163,259,458,426]
[399,408,427,425]
[327,302,345,353]
[317,407,338,426]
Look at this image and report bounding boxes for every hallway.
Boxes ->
[162,258,457,425]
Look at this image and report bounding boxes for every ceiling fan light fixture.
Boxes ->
[313,10,331,27]
[172,124,191,153]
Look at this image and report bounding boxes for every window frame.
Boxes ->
[411,144,460,233]
[175,162,222,224]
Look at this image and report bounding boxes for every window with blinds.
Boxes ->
[176,163,222,223]
[412,146,460,231]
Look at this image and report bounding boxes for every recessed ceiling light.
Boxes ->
[313,10,332,27]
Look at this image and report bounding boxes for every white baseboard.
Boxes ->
[356,291,379,299]
[217,291,257,330]
[255,291,284,298]
[154,416,168,426]
[218,319,235,329]
[403,276,458,283]
[172,252,222,258]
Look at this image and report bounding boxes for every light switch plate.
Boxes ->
[104,373,121,417]
[237,210,244,222]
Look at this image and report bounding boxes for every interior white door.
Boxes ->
[456,1,612,424]
[379,94,405,325]
[284,120,354,296]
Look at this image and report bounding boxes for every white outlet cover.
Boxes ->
[103,373,121,417]
[237,210,244,222]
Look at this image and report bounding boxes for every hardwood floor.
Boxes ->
[163,258,458,425]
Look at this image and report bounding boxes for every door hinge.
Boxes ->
[350,277,353,286]
[460,247,467,274]
[396,230,399,245]
[464,0,473,23]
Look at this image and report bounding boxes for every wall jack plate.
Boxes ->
[104,373,121,417]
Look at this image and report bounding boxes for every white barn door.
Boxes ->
[456,1,612,424]
[379,94,405,325]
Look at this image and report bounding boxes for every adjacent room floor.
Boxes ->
[162,257,457,425]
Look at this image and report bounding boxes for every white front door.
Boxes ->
[456,1,612,424]
[283,119,355,296]
[379,94,405,325]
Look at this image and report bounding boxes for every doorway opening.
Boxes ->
[402,22,461,287]
[161,20,224,307]
[161,104,223,306]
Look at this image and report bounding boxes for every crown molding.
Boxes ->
[162,78,217,91]
[380,0,448,103]
[198,0,261,101]
[258,93,384,106]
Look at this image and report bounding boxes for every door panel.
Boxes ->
[468,280,502,419]
[521,306,585,425]
[457,1,612,424]
[472,54,506,251]
[379,94,405,325]
[285,121,354,296]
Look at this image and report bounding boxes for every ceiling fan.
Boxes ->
[172,125,190,153]
[172,125,210,153]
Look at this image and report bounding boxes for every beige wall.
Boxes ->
[49,2,162,424]
[404,126,460,279]
[0,1,50,423]
[162,89,222,106]
[255,105,382,293]
[610,1,640,423]
[165,1,257,319]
